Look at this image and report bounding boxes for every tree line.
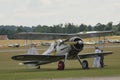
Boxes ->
[0,22,120,39]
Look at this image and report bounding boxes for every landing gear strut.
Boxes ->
[77,55,89,69]
[57,61,65,70]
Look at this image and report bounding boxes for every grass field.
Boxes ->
[0,36,120,80]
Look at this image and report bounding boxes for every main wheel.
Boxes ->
[82,60,89,69]
[57,61,65,70]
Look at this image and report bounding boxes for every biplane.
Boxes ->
[12,31,113,70]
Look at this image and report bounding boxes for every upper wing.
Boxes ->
[15,31,112,40]
[11,54,65,62]
[78,51,113,59]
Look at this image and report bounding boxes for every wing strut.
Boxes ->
[77,55,82,65]
[64,53,68,63]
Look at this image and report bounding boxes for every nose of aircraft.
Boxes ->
[69,37,84,52]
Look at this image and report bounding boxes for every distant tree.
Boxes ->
[51,24,63,33]
[64,23,78,33]
[87,25,93,31]
[115,23,120,35]
[117,23,120,31]
[0,28,15,38]
[79,24,87,32]
[16,27,25,33]
[104,22,113,31]
[0,28,7,35]
[33,25,42,32]
[34,25,50,32]
[0,21,120,39]
[94,23,105,31]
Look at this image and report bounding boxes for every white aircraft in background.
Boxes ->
[12,31,113,70]
[108,39,120,43]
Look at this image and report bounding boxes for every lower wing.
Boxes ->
[78,51,113,59]
[11,54,65,65]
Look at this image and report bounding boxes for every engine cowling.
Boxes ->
[68,37,84,57]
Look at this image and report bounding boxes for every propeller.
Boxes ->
[64,41,83,45]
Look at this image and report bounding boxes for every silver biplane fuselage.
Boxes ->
[43,37,83,58]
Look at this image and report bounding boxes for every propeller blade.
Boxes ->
[64,41,83,45]
[64,42,77,45]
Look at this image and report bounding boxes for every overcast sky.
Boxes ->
[0,0,120,26]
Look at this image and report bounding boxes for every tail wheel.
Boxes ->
[82,60,89,69]
[57,61,65,70]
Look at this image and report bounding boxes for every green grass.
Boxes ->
[0,44,120,80]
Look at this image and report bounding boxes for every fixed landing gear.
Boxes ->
[57,61,65,70]
[77,55,89,69]
[82,60,89,69]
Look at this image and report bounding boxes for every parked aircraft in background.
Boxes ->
[8,43,20,48]
[108,39,120,43]
[11,31,113,70]
[40,42,51,46]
